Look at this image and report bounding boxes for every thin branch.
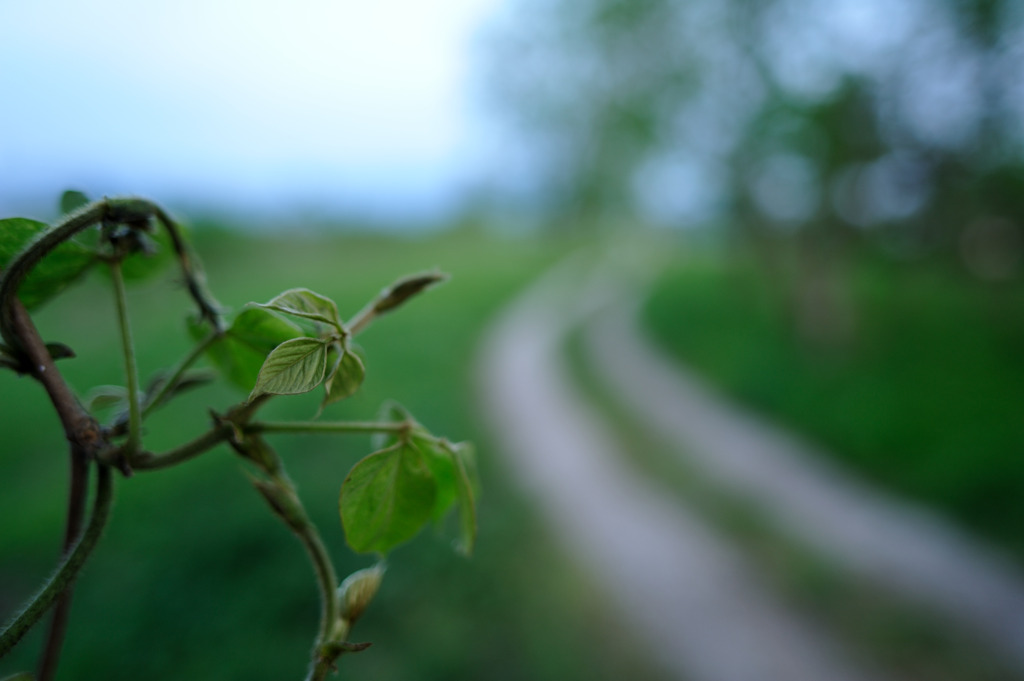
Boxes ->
[6,302,99,451]
[110,261,142,458]
[35,446,90,681]
[239,440,340,681]
[130,395,274,472]
[345,301,377,337]
[131,424,235,471]
[141,331,219,418]
[297,513,339,644]
[296,511,344,681]
[0,465,114,658]
[247,420,408,436]
[5,302,98,678]
[1,234,105,677]
[152,207,223,332]
[307,641,354,681]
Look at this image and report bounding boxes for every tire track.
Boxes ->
[477,263,889,681]
[584,295,1024,675]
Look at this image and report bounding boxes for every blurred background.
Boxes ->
[2,0,1024,679]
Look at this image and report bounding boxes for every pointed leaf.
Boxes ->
[201,307,304,391]
[229,306,305,348]
[0,342,77,373]
[250,337,329,399]
[448,441,479,555]
[59,190,90,215]
[0,218,95,308]
[44,342,76,360]
[337,563,385,624]
[85,385,128,413]
[256,288,342,330]
[0,218,46,266]
[323,641,373,655]
[414,437,460,523]
[373,271,449,314]
[322,350,366,409]
[415,437,478,555]
[340,442,437,554]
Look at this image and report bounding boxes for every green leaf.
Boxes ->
[0,341,78,373]
[59,190,90,215]
[415,437,479,555]
[414,437,459,522]
[448,441,479,555]
[373,271,448,314]
[85,385,129,413]
[228,306,305,349]
[340,443,437,554]
[256,288,342,330]
[0,218,95,308]
[44,342,76,360]
[321,350,366,410]
[203,307,304,391]
[84,385,130,423]
[249,337,329,399]
[325,641,373,655]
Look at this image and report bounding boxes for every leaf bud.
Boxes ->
[337,563,385,624]
[373,272,448,314]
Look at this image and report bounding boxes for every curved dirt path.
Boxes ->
[477,262,888,681]
[584,294,1024,674]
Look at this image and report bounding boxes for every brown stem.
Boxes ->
[129,395,273,472]
[0,465,114,659]
[238,440,341,681]
[152,207,223,332]
[0,197,214,675]
[7,300,102,677]
[130,424,234,471]
[36,446,90,681]
[9,302,100,452]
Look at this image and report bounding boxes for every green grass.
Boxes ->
[644,253,1024,562]
[0,227,659,681]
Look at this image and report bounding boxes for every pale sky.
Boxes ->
[1,0,505,223]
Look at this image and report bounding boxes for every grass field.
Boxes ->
[0,226,660,681]
[644,253,1024,563]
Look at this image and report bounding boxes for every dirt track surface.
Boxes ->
[477,263,889,681]
[585,297,1024,673]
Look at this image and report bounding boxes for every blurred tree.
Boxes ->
[484,0,701,228]
[483,0,1024,345]
[483,0,1024,253]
